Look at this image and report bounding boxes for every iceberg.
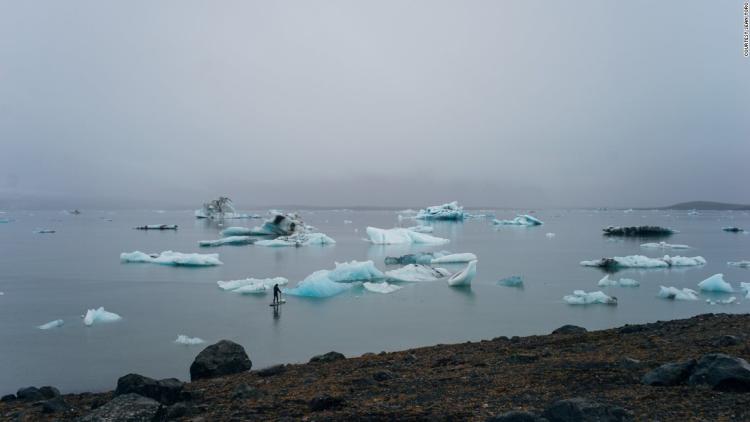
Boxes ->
[741,283,750,299]
[175,335,205,345]
[415,201,465,220]
[493,215,544,226]
[580,255,705,269]
[363,282,403,294]
[250,212,307,236]
[640,241,690,249]
[34,229,56,234]
[430,253,477,264]
[384,251,450,265]
[707,297,737,305]
[728,261,750,268]
[366,227,449,245]
[254,232,335,247]
[194,197,250,219]
[408,225,434,233]
[658,286,699,300]
[546,233,556,238]
[697,274,734,293]
[199,236,254,247]
[38,319,64,330]
[220,226,254,236]
[661,255,707,267]
[597,275,640,287]
[83,307,122,326]
[602,226,675,237]
[498,275,523,287]
[217,277,289,294]
[385,264,451,282]
[447,260,477,286]
[134,224,178,230]
[285,261,384,298]
[563,290,617,305]
[120,251,223,266]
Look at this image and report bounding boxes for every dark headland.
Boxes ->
[658,201,750,210]
[3,313,750,421]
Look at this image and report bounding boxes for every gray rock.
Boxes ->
[16,387,44,402]
[542,397,633,422]
[712,335,742,347]
[231,383,262,400]
[372,370,395,382]
[39,386,61,399]
[1,394,16,402]
[41,395,71,414]
[115,373,184,405]
[486,410,548,421]
[309,394,343,411]
[78,393,161,422]
[189,340,252,381]
[641,360,696,386]
[154,401,198,420]
[256,364,286,377]
[688,353,750,392]
[309,351,345,364]
[552,325,587,335]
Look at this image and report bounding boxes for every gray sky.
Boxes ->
[1,0,748,209]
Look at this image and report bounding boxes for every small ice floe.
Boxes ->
[658,286,699,300]
[366,226,449,245]
[385,264,451,282]
[697,274,734,293]
[255,232,335,247]
[430,253,477,264]
[447,260,477,287]
[729,261,750,268]
[38,319,64,330]
[688,210,700,216]
[416,201,465,220]
[363,282,403,294]
[83,307,122,326]
[722,227,745,233]
[408,225,434,233]
[344,220,353,224]
[640,241,690,250]
[498,275,523,287]
[220,226,254,236]
[199,236,254,247]
[597,275,640,287]
[34,229,56,234]
[175,335,205,345]
[707,297,737,306]
[563,290,617,305]
[602,226,675,237]
[385,251,450,265]
[545,232,556,238]
[120,251,223,266]
[580,255,705,270]
[493,214,543,226]
[624,208,634,213]
[217,277,289,294]
[134,224,177,230]
[285,261,384,298]
[740,283,750,299]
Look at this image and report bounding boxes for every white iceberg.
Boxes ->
[447,260,477,286]
[83,307,122,326]
[134,224,178,230]
[597,275,640,287]
[175,335,205,345]
[120,251,223,267]
[366,227,449,245]
[217,277,289,294]
[697,273,734,293]
[385,264,451,282]
[498,275,523,287]
[580,255,705,269]
[254,232,335,247]
[408,225,434,233]
[430,253,477,264]
[741,282,750,299]
[34,229,56,234]
[199,236,254,247]
[661,256,707,267]
[493,214,543,226]
[640,241,690,249]
[194,197,250,219]
[285,261,384,298]
[728,261,750,268]
[658,286,699,300]
[563,290,617,305]
[363,282,404,294]
[220,226,254,236]
[416,201,465,220]
[546,233,556,238]
[38,319,64,330]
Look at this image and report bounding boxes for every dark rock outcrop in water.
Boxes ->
[115,373,184,404]
[189,340,252,381]
[602,226,674,237]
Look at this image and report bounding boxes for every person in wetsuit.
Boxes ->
[272,283,282,305]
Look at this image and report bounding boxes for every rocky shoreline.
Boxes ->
[2,313,750,421]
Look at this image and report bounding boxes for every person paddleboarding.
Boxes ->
[272,283,282,305]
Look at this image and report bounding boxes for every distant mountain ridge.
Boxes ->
[660,201,750,210]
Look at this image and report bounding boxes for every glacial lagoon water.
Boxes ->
[1,208,748,394]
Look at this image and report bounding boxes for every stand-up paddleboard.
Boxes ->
[269,299,287,306]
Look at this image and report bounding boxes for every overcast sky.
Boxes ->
[1,0,748,209]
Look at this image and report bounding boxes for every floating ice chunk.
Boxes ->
[618,278,640,287]
[431,253,477,264]
[366,227,449,245]
[363,282,403,294]
[120,251,222,266]
[38,319,64,330]
[326,260,384,282]
[688,210,700,216]
[640,241,690,249]
[597,275,640,287]
[385,251,447,265]
[408,225,434,233]
[447,260,477,286]
[83,307,122,326]
[563,290,617,305]
[658,286,699,300]
[199,236,254,247]
[254,232,335,247]
[220,226,254,236]
[740,283,750,299]
[602,226,675,236]
[175,335,205,345]
[285,261,384,298]
[697,273,734,293]
[34,229,56,234]
[217,277,288,293]
[493,215,543,226]
[134,225,177,230]
[728,261,750,268]
[580,255,705,269]
[416,201,465,220]
[546,233,556,238]
[498,275,523,287]
[662,255,706,267]
[385,264,451,282]
[597,275,618,286]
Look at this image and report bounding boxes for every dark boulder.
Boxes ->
[115,373,184,405]
[16,387,45,402]
[309,394,343,411]
[542,397,633,422]
[486,410,547,421]
[552,325,587,335]
[641,360,696,386]
[309,351,345,364]
[256,364,286,377]
[189,340,252,381]
[41,396,71,414]
[712,335,742,347]
[38,386,60,399]
[1,394,16,402]
[372,370,395,382]
[154,401,199,420]
[231,383,262,400]
[78,393,161,422]
[688,353,750,392]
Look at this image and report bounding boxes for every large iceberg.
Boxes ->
[580,255,705,270]
[175,335,205,345]
[597,275,640,287]
[430,253,477,264]
[657,286,699,300]
[83,307,122,326]
[493,214,543,226]
[363,282,403,294]
[602,226,675,237]
[640,241,690,249]
[38,319,64,330]
[563,290,617,305]
[120,251,223,266]
[199,236,254,247]
[366,227,449,245]
[447,260,477,286]
[255,232,335,247]
[285,261,384,298]
[217,277,289,294]
[415,201,465,220]
[385,264,451,282]
[697,274,734,293]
